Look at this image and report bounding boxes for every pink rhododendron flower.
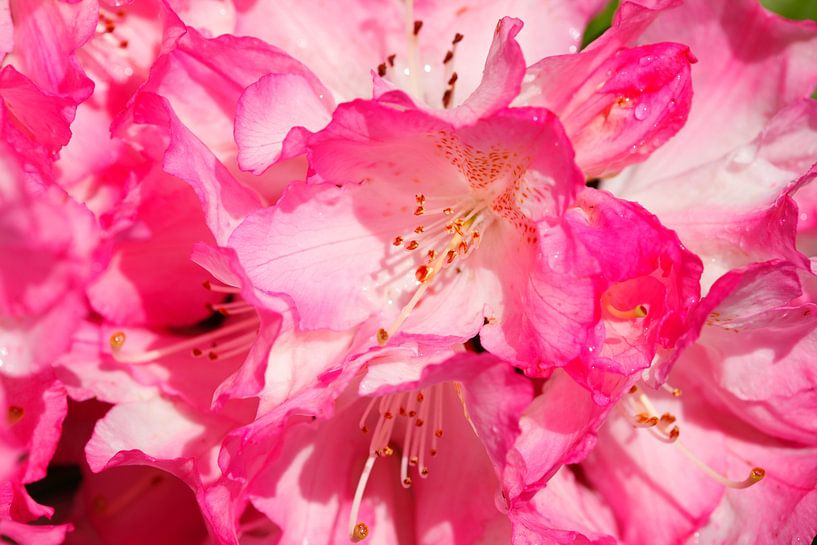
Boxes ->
[3,0,817,544]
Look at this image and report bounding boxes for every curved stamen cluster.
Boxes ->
[374,0,464,109]
[348,383,449,542]
[625,385,765,490]
[96,8,130,50]
[109,281,259,364]
[377,192,489,345]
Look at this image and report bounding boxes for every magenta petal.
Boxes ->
[134,92,262,245]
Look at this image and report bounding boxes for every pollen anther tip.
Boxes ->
[110,331,126,351]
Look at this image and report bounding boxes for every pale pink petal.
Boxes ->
[84,396,234,479]
[235,73,333,175]
[608,99,817,225]
[608,0,817,191]
[414,0,609,108]
[233,0,403,101]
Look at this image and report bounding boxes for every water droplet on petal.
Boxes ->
[639,55,653,66]
[634,103,649,120]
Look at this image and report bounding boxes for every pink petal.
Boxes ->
[133,92,262,245]
[524,42,695,177]
[0,66,75,159]
[86,170,225,328]
[510,466,618,545]
[235,73,332,175]
[8,0,96,102]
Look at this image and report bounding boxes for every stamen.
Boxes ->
[413,20,423,35]
[661,383,683,397]
[110,318,258,364]
[7,406,24,424]
[606,302,648,320]
[348,455,376,541]
[404,0,421,97]
[202,280,241,294]
[676,441,765,489]
[400,395,417,488]
[359,397,378,432]
[110,331,126,350]
[631,387,765,489]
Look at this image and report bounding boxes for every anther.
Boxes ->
[448,72,458,86]
[452,33,464,44]
[7,406,24,424]
[434,429,444,438]
[402,477,412,487]
[660,413,676,424]
[406,240,419,250]
[442,89,453,108]
[415,265,433,283]
[446,250,456,264]
[413,20,423,35]
[360,425,369,433]
[634,413,659,427]
[393,236,404,246]
[414,226,424,234]
[377,63,387,77]
[376,328,389,346]
[414,206,425,216]
[421,466,429,476]
[415,418,424,427]
[409,455,418,466]
[110,331,126,351]
[387,54,395,66]
[443,50,454,64]
[415,194,425,204]
[427,250,436,261]
[443,207,453,215]
[208,351,218,360]
[416,393,424,402]
[629,385,639,394]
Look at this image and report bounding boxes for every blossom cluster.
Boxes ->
[1,0,816,543]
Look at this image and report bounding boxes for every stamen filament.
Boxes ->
[202,280,241,294]
[348,454,376,541]
[110,318,258,364]
[676,441,765,489]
